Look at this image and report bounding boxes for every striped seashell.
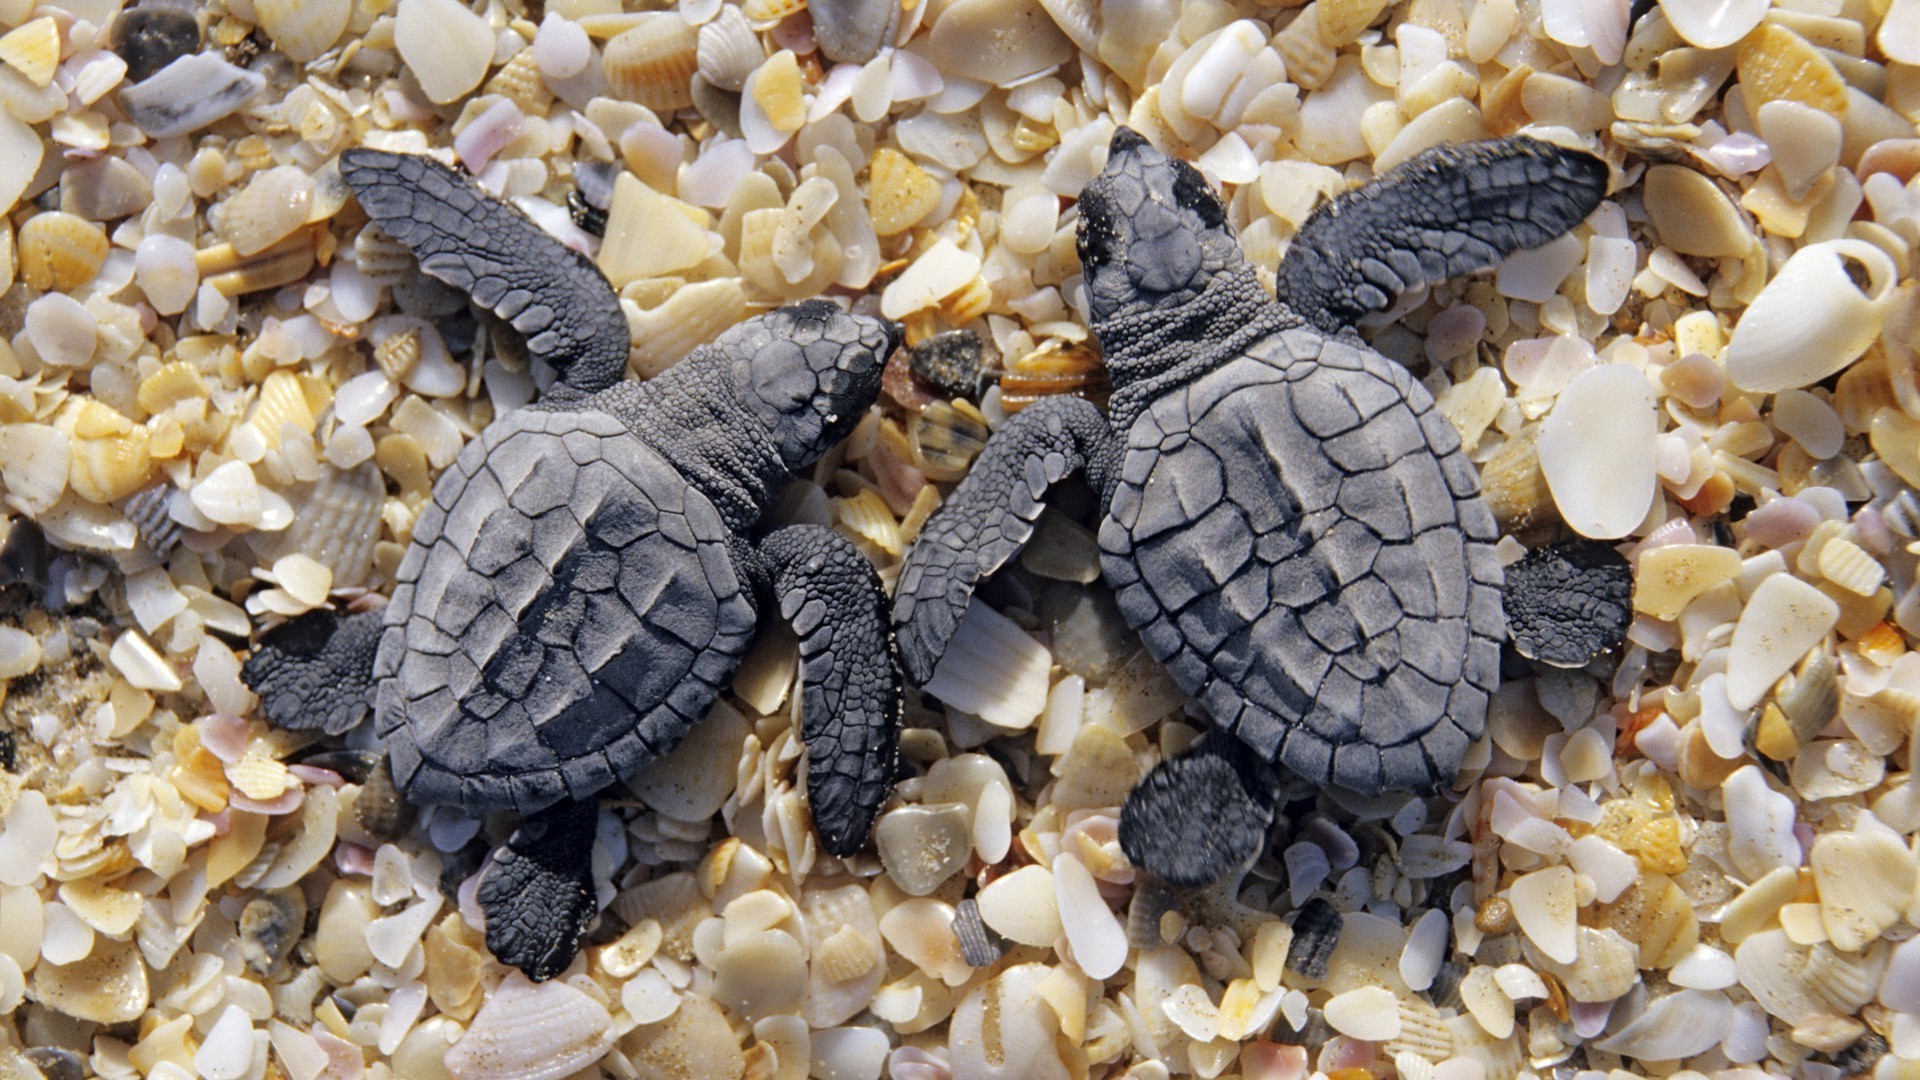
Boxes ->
[743,0,807,23]
[0,17,60,87]
[485,47,552,114]
[255,0,349,63]
[696,4,760,92]
[604,13,699,113]
[249,463,384,588]
[121,484,186,557]
[353,223,416,286]
[1272,5,1337,90]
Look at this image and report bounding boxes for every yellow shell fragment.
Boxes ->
[18,212,109,291]
[1634,544,1743,621]
[869,148,942,237]
[1737,25,1849,119]
[0,18,60,87]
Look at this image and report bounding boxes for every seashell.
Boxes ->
[1642,164,1751,258]
[630,699,748,822]
[927,0,1071,86]
[696,4,760,92]
[977,865,1062,947]
[444,971,615,1080]
[744,0,807,21]
[219,166,315,258]
[951,899,1006,968]
[1287,898,1342,979]
[869,147,942,237]
[1592,873,1696,969]
[1523,926,1637,1004]
[919,598,1051,729]
[1593,990,1734,1060]
[0,18,61,87]
[117,52,266,139]
[949,965,1071,1080]
[1725,239,1897,393]
[1818,537,1884,596]
[1726,574,1840,710]
[605,14,699,112]
[1324,986,1401,1041]
[1537,364,1658,539]
[1055,851,1127,978]
[239,887,308,975]
[626,994,744,1079]
[1659,0,1767,48]
[874,803,971,895]
[1738,24,1848,117]
[713,930,806,1020]
[1274,6,1338,91]
[31,938,148,1024]
[996,340,1110,413]
[257,0,350,63]
[69,428,153,506]
[834,488,903,556]
[197,229,319,297]
[1384,994,1452,1063]
[803,885,884,1027]
[880,899,971,986]
[485,47,552,115]
[354,224,417,286]
[909,399,990,482]
[121,484,184,558]
[1811,816,1912,951]
[394,0,493,105]
[18,212,109,292]
[250,463,384,589]
[814,0,903,64]
[1316,0,1392,45]
[26,293,97,369]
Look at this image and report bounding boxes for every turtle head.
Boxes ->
[1077,128,1245,326]
[732,300,901,472]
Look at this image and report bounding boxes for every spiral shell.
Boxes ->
[604,14,699,113]
[1726,239,1898,393]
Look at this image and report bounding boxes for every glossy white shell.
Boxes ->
[1725,239,1898,393]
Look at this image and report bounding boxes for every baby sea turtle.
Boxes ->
[893,130,1609,886]
[243,149,904,979]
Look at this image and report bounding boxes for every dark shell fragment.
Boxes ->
[952,897,1007,968]
[909,330,984,399]
[111,7,202,84]
[1286,897,1342,980]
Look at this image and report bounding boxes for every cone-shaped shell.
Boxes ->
[1726,239,1897,393]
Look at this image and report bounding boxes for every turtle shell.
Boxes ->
[375,406,758,817]
[1100,327,1503,796]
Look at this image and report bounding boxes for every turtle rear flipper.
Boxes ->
[478,800,599,982]
[338,148,630,396]
[892,394,1118,683]
[1276,138,1610,333]
[241,608,381,735]
[758,525,903,857]
[1118,727,1279,887]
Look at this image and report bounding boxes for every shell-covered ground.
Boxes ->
[2,0,1920,1077]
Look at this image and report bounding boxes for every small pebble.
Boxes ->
[111,7,201,83]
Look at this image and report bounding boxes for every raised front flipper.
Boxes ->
[477,800,599,981]
[1118,727,1279,887]
[757,525,902,856]
[1275,138,1609,332]
[241,608,381,735]
[338,149,630,395]
[892,394,1118,683]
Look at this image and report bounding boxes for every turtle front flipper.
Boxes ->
[1118,727,1280,887]
[338,149,630,396]
[241,608,382,735]
[478,800,599,981]
[1275,138,1610,333]
[757,525,902,856]
[892,394,1118,683]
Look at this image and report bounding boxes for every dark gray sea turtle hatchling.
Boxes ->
[242,149,904,980]
[893,129,1611,887]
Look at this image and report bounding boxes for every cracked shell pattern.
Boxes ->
[374,405,757,818]
[1100,329,1503,796]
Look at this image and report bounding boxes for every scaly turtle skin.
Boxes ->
[244,150,904,979]
[893,130,1609,886]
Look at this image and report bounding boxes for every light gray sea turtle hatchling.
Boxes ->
[243,149,904,980]
[893,129,1610,887]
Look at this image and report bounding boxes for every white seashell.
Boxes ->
[949,964,1070,1080]
[453,99,524,174]
[623,970,679,1024]
[219,166,313,257]
[712,929,805,1020]
[1725,239,1897,393]
[0,18,60,87]
[445,971,615,1080]
[1879,0,1920,63]
[695,4,759,91]
[812,1028,889,1080]
[32,938,148,1024]
[1054,852,1127,978]
[118,53,267,139]
[0,112,38,216]
[1881,935,1920,1012]
[135,234,200,316]
[1722,766,1800,880]
[1726,574,1839,709]
[878,899,970,986]
[804,885,884,1027]
[1593,989,1733,1059]
[919,599,1050,729]
[977,866,1061,948]
[1772,389,1844,459]
[0,792,53,888]
[257,0,350,63]
[395,0,495,105]
[1757,100,1841,201]
[534,13,591,80]
[629,700,748,822]
[1810,814,1913,952]
[1508,865,1577,965]
[1325,986,1402,1041]
[26,293,97,368]
[875,803,971,896]
[1537,363,1658,539]
[1657,0,1767,48]
[250,463,384,589]
[194,1005,255,1080]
